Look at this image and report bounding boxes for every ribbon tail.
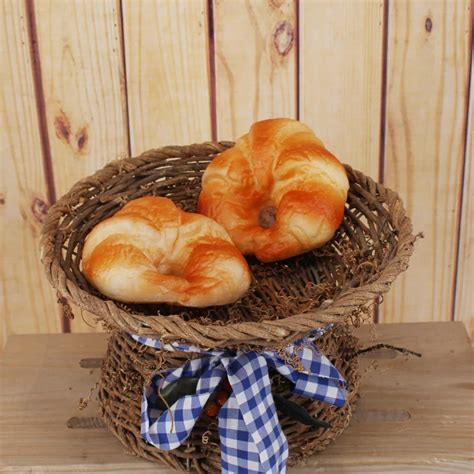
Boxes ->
[220,353,288,474]
[218,394,267,474]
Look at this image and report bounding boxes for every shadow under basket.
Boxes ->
[40,142,416,471]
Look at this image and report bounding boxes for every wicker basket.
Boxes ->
[40,142,416,472]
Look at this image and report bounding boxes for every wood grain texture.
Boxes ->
[33,0,129,332]
[455,44,473,340]
[0,323,472,471]
[299,0,384,178]
[0,274,7,350]
[34,0,129,196]
[0,281,5,350]
[123,0,211,154]
[1,0,473,342]
[0,0,61,340]
[381,0,472,324]
[214,0,296,140]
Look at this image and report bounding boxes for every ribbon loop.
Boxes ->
[142,356,226,449]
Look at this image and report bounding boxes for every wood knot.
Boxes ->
[79,358,103,368]
[75,126,89,154]
[31,197,49,224]
[273,21,294,56]
[259,206,277,228]
[269,0,285,7]
[54,109,71,143]
[0,193,5,205]
[54,109,89,154]
[425,17,433,32]
[67,416,106,429]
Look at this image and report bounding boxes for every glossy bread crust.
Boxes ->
[82,197,251,306]
[198,118,349,262]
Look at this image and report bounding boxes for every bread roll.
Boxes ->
[198,118,349,262]
[82,196,251,307]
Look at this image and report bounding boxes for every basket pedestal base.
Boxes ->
[98,327,360,472]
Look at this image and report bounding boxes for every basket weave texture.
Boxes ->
[40,142,416,348]
[99,325,360,472]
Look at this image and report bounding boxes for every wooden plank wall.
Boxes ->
[214,0,297,138]
[0,0,472,346]
[32,0,129,333]
[123,0,211,153]
[455,50,473,340]
[300,0,384,178]
[381,0,472,324]
[1,0,61,346]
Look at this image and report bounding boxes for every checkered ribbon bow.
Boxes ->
[132,327,347,474]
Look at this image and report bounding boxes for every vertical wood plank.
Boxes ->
[34,0,129,197]
[123,0,211,154]
[0,278,5,349]
[0,0,61,337]
[455,48,473,339]
[214,0,297,140]
[381,0,471,324]
[300,0,384,178]
[33,0,129,332]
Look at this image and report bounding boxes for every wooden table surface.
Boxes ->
[0,322,473,473]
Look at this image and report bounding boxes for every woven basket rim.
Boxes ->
[40,142,417,347]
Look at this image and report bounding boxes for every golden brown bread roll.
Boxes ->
[81,197,251,307]
[197,118,349,262]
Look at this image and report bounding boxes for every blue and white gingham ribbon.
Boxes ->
[131,326,347,474]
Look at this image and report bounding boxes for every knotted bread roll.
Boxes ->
[82,197,251,307]
[198,118,349,262]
